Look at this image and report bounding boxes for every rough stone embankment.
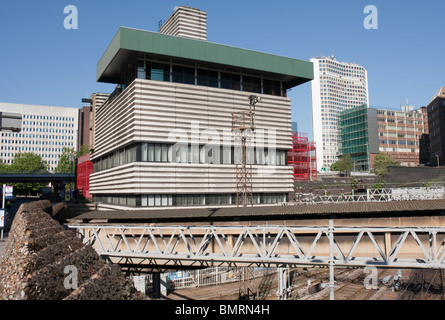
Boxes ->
[0,200,144,300]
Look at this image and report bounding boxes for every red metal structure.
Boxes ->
[76,153,93,199]
[288,132,317,181]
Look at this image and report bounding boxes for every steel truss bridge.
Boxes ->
[69,222,445,300]
[70,223,445,270]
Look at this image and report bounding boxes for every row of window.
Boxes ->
[23,114,75,122]
[134,59,284,96]
[93,142,288,172]
[379,140,419,146]
[93,193,288,207]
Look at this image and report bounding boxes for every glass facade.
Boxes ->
[125,56,284,97]
[93,193,288,208]
[93,142,287,172]
[338,104,370,171]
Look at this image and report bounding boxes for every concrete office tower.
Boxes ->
[376,105,429,167]
[89,24,313,209]
[159,6,207,41]
[0,103,78,172]
[311,55,369,172]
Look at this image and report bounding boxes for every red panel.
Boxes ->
[76,157,93,199]
[287,132,317,181]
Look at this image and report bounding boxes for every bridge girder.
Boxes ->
[69,223,445,271]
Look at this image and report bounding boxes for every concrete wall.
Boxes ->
[0,200,144,300]
[384,166,445,187]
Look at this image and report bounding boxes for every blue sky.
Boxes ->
[0,0,444,139]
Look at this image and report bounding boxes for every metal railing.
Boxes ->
[294,187,445,204]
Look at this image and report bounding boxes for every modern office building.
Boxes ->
[338,103,429,170]
[0,102,78,172]
[311,55,369,172]
[338,104,378,171]
[88,7,313,209]
[427,87,445,166]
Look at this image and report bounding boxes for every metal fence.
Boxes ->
[138,267,273,291]
[166,267,273,290]
[294,187,445,204]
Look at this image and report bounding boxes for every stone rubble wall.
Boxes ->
[0,200,144,300]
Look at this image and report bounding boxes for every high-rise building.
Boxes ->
[89,8,313,209]
[311,55,369,172]
[427,87,445,166]
[0,103,78,172]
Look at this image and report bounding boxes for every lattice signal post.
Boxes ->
[232,95,261,207]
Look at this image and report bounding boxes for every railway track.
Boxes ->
[165,266,445,300]
[399,269,445,300]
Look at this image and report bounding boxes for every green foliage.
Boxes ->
[372,176,386,189]
[372,153,400,176]
[55,145,89,174]
[331,154,354,173]
[55,147,76,174]
[10,152,48,173]
[0,152,49,195]
[77,145,90,158]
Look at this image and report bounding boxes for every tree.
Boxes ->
[331,154,354,174]
[372,153,400,176]
[8,152,49,195]
[55,147,77,174]
[55,145,90,174]
[10,152,48,173]
[77,145,89,158]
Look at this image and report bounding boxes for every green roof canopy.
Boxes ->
[97,27,313,88]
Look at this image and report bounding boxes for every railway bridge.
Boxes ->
[69,198,445,299]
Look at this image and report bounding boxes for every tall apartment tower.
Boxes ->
[89,8,313,209]
[311,55,369,171]
[159,6,207,41]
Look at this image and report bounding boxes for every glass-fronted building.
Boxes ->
[338,104,378,171]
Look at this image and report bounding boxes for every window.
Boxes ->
[197,69,219,88]
[172,65,195,84]
[137,60,146,79]
[263,79,281,96]
[242,76,261,93]
[150,63,170,82]
[221,72,240,90]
